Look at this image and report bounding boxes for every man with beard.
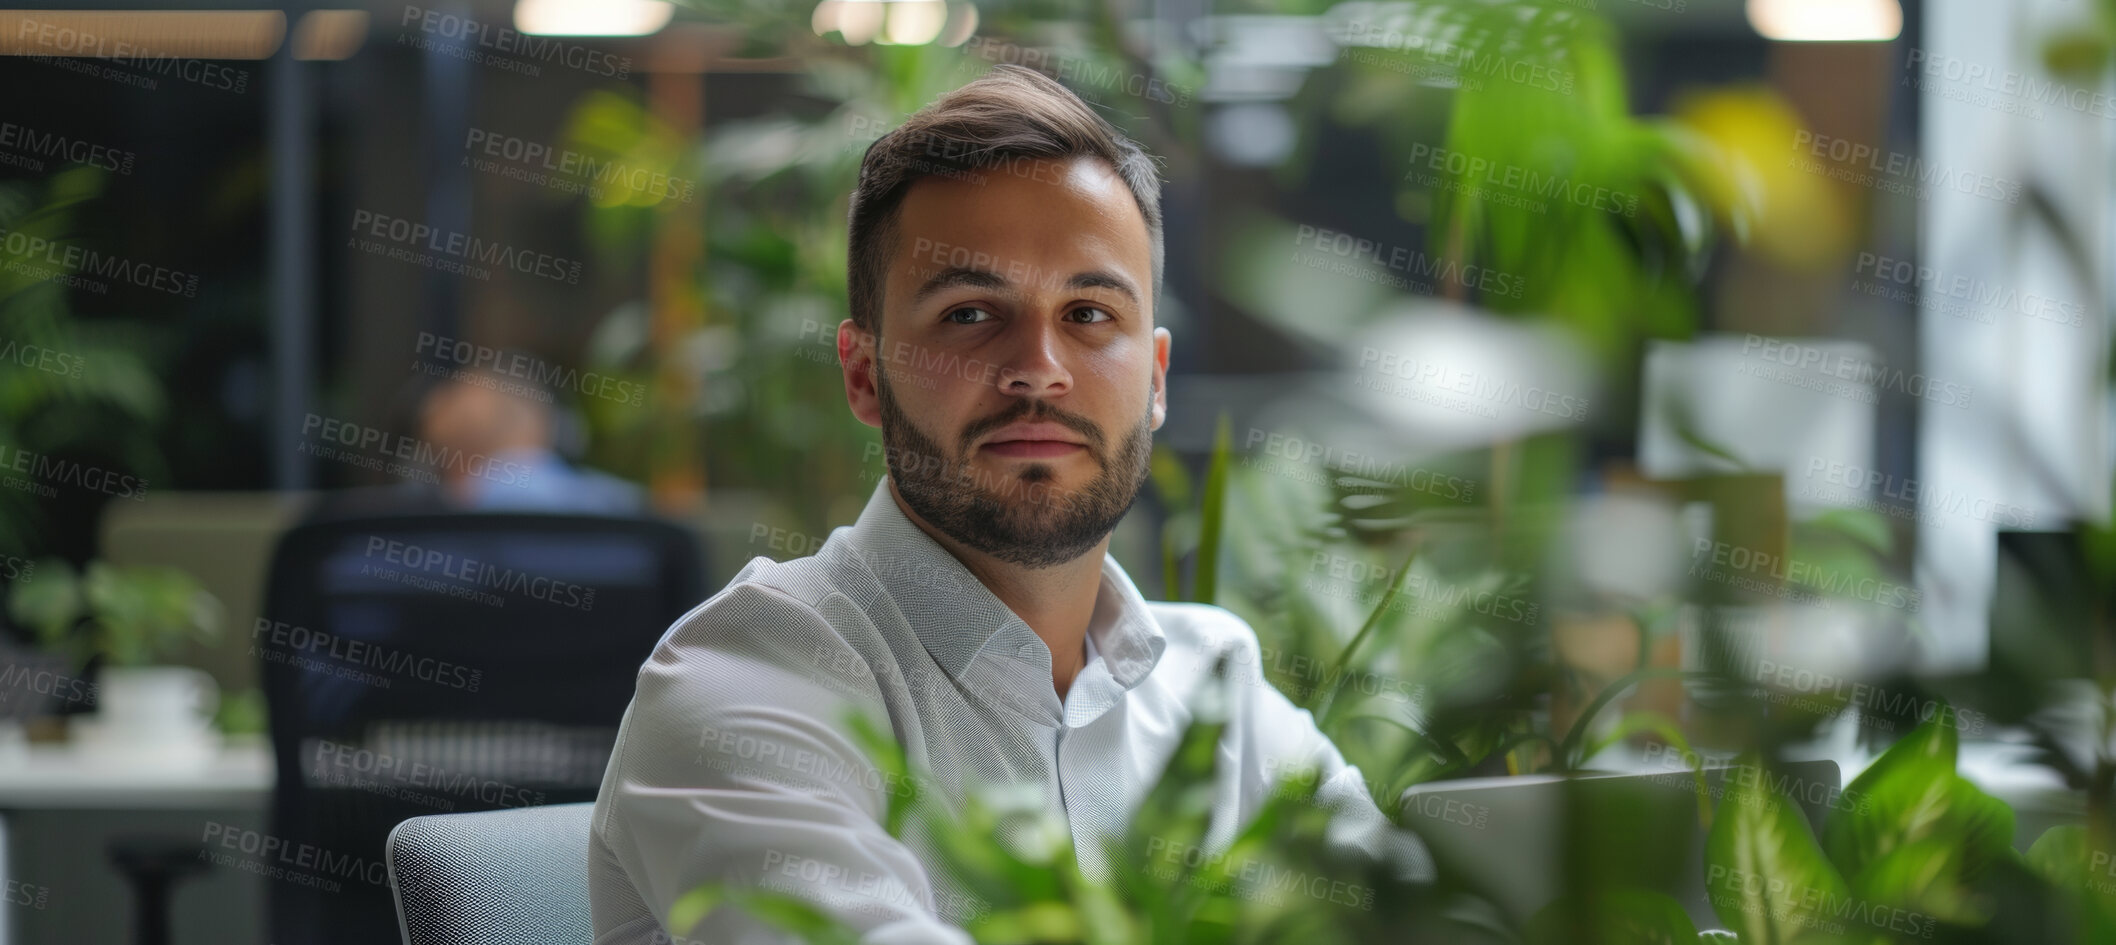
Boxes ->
[588,65,1430,945]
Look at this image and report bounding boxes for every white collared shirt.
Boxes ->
[589,477,1431,945]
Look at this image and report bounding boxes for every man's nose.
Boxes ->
[994,319,1073,398]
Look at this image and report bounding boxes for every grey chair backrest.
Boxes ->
[385,802,596,945]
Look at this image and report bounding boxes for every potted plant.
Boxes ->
[8,558,224,764]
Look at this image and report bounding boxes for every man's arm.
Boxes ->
[1221,624,1437,885]
[1249,680,1437,883]
[596,582,975,945]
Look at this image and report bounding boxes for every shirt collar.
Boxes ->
[840,475,1166,694]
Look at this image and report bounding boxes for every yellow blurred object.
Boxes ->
[1672,86,1855,272]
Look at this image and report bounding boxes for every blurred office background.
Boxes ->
[0,0,2109,942]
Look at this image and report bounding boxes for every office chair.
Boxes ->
[385,803,595,945]
[257,513,703,945]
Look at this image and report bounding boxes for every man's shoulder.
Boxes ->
[1140,599,1269,675]
[651,552,860,656]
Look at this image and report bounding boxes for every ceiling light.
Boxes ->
[1747,0,1902,42]
[880,0,946,46]
[514,0,672,37]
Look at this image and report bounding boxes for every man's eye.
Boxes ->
[1070,307,1113,324]
[946,306,994,324]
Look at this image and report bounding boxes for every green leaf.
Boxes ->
[2027,825,2093,891]
[7,557,81,645]
[1580,710,1712,827]
[666,885,726,939]
[1842,706,1957,785]
[2025,825,2116,942]
[1848,835,1984,929]
[1526,888,1700,945]
[1822,710,2012,888]
[844,711,921,839]
[667,884,860,945]
[1312,541,1421,730]
[1705,757,1854,944]
[1193,413,1231,606]
[1555,667,1703,768]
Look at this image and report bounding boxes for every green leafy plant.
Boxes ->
[0,165,222,675]
[7,558,221,668]
[1684,708,2095,945]
[673,665,1472,945]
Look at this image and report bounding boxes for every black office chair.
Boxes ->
[255,513,704,945]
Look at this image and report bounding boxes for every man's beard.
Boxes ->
[876,363,1153,570]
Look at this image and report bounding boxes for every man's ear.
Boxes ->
[840,319,884,429]
[1149,326,1171,432]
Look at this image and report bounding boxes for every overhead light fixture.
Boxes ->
[880,0,945,46]
[0,11,286,58]
[814,1,974,47]
[292,10,367,61]
[514,0,672,37]
[1747,0,1902,42]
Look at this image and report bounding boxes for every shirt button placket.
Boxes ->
[1053,722,1070,818]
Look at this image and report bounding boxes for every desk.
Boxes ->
[0,738,274,945]
[0,738,273,809]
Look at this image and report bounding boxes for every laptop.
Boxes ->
[1399,760,1843,932]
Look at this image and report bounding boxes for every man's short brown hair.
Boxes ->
[846,63,1165,334]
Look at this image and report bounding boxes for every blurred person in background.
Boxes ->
[588,65,1431,945]
[303,358,642,521]
[415,360,643,513]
